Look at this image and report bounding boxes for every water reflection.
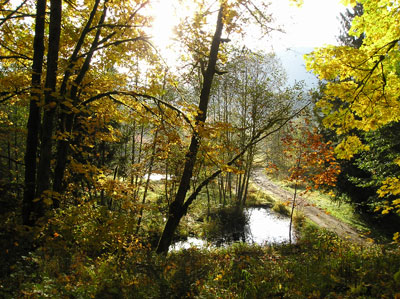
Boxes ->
[245,207,296,244]
[171,237,208,250]
[171,207,296,251]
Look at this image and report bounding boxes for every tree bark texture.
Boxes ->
[36,0,62,199]
[53,0,106,200]
[22,0,46,225]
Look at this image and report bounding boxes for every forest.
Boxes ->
[1,0,400,297]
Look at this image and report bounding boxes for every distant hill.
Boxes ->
[276,47,319,88]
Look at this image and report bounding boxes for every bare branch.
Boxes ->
[88,23,142,31]
[0,54,32,61]
[182,102,311,212]
[0,154,25,166]
[0,40,32,60]
[0,88,30,103]
[93,36,149,52]
[60,0,102,95]
[0,0,27,27]
[80,91,194,129]
[0,13,35,22]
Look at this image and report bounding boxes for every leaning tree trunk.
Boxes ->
[156,6,225,254]
[22,0,46,225]
[241,147,254,206]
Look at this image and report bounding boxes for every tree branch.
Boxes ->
[182,103,310,212]
[0,0,27,27]
[0,88,30,103]
[0,154,25,166]
[92,36,149,52]
[0,40,33,60]
[80,91,194,129]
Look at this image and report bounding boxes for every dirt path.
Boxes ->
[252,168,367,245]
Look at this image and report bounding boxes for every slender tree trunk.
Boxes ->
[235,173,239,199]
[227,172,232,202]
[218,176,223,205]
[212,181,217,204]
[242,165,251,206]
[133,124,144,199]
[131,121,136,185]
[237,172,246,205]
[36,0,62,202]
[53,0,106,201]
[289,148,302,244]
[156,6,224,254]
[206,181,211,216]
[241,148,254,206]
[22,0,46,225]
[236,173,242,203]
[7,140,12,182]
[14,128,20,198]
[136,129,158,234]
[164,157,169,205]
[221,175,226,206]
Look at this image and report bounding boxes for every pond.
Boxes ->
[171,207,296,251]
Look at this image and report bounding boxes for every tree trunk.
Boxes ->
[218,176,223,205]
[242,163,252,206]
[227,172,232,202]
[136,128,159,234]
[36,0,62,201]
[241,148,254,206]
[133,124,145,200]
[221,175,226,206]
[289,148,302,244]
[237,172,245,204]
[53,0,105,202]
[22,0,46,225]
[156,6,224,254]
[131,121,136,185]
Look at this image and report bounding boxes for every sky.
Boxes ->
[148,0,347,51]
[147,0,349,85]
[268,0,348,85]
[269,0,347,50]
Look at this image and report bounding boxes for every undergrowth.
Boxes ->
[2,212,400,298]
[1,182,399,298]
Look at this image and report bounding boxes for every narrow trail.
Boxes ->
[252,168,368,245]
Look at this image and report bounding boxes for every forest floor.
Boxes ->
[252,168,368,245]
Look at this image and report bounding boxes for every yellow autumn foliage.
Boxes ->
[305,0,400,231]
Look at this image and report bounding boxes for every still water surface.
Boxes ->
[171,207,296,251]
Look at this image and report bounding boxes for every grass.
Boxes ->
[266,175,376,232]
[264,174,398,244]
[303,190,369,232]
[246,185,275,207]
[272,202,291,216]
